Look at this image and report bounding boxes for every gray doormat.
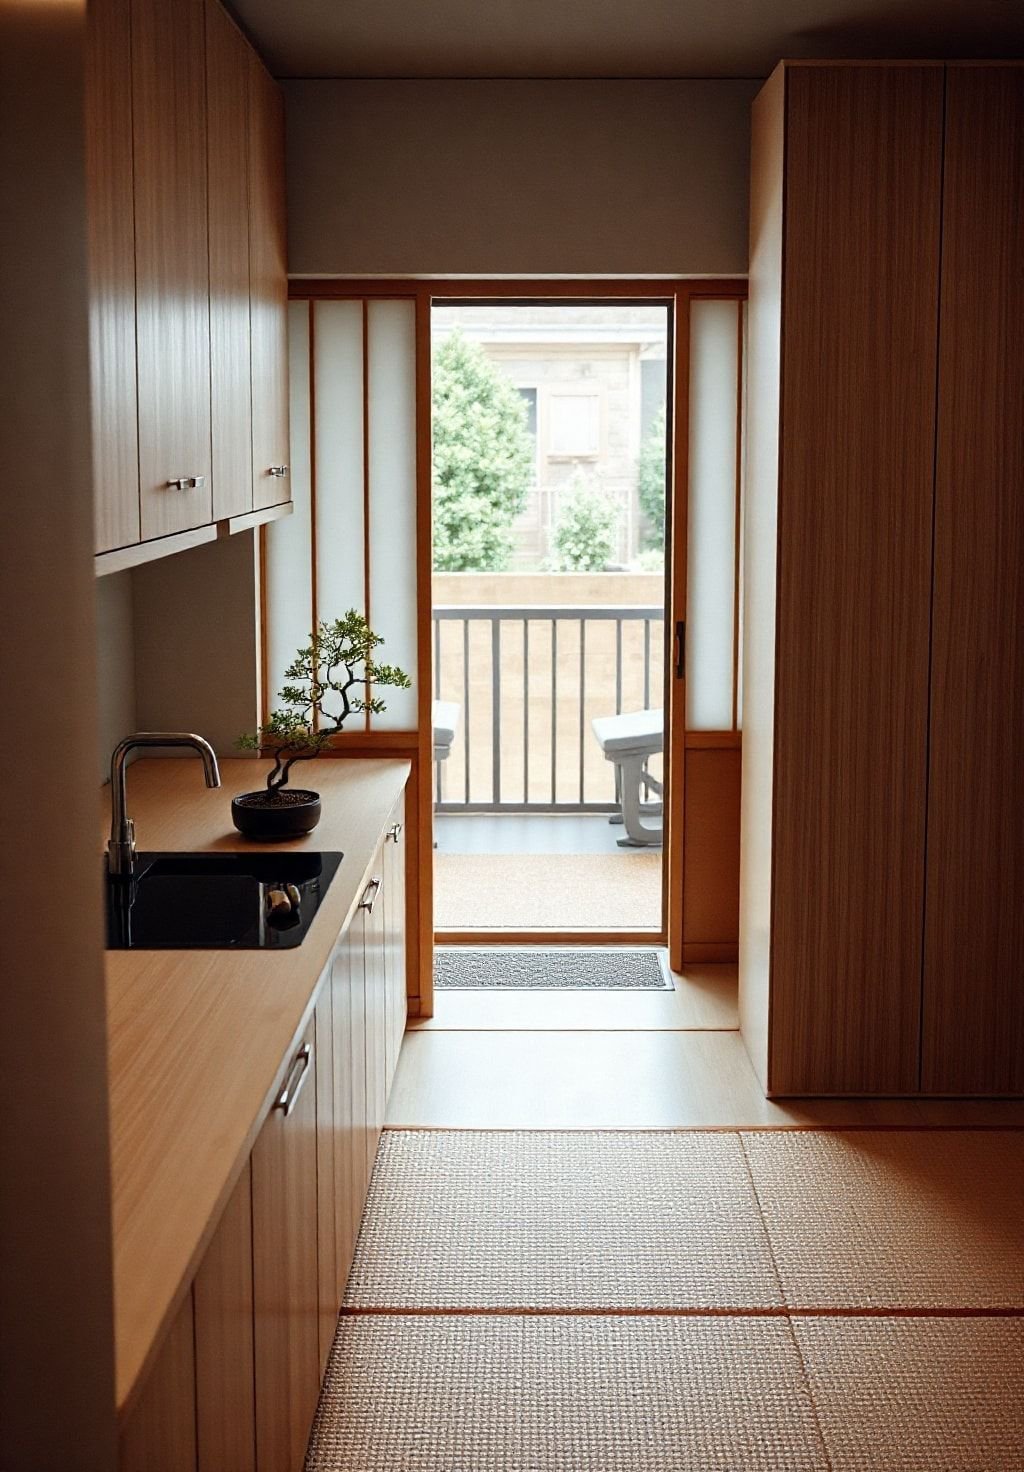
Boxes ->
[434,948,672,990]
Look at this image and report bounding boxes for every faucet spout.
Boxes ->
[108,732,222,876]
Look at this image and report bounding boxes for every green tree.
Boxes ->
[432,330,534,571]
[638,405,667,552]
[549,471,618,572]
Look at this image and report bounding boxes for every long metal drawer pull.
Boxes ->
[166,475,206,491]
[387,822,403,842]
[268,465,289,477]
[273,1042,311,1117]
[359,876,383,914]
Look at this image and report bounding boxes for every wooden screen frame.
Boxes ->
[282,278,746,1014]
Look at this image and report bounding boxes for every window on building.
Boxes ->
[548,391,601,457]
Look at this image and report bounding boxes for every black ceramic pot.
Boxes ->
[231,788,322,841]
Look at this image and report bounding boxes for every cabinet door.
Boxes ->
[205,0,253,520]
[252,1020,320,1472]
[361,854,388,1180]
[922,64,1024,1095]
[249,55,290,511]
[132,0,213,540]
[383,799,408,1094]
[119,1292,197,1472]
[194,1161,256,1472]
[331,921,367,1297]
[314,987,337,1374]
[86,0,140,554]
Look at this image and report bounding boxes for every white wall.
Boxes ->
[283,80,758,277]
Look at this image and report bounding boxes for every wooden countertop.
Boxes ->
[103,757,410,1415]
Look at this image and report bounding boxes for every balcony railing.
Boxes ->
[433,604,665,813]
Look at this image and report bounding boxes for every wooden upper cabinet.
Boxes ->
[131,0,213,540]
[922,65,1024,1095]
[249,55,291,511]
[86,0,140,554]
[205,0,253,521]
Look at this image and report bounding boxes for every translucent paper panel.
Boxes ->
[313,300,365,629]
[367,299,417,729]
[264,301,313,711]
[686,299,740,730]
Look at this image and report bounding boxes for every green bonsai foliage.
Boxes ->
[239,611,411,797]
[638,404,668,552]
[432,329,534,571]
[549,471,619,572]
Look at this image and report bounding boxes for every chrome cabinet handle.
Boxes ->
[273,1042,312,1117]
[387,822,403,843]
[268,465,289,477]
[359,876,382,914]
[167,475,206,490]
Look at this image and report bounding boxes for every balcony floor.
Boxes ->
[433,813,661,931]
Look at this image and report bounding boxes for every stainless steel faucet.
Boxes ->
[107,732,222,876]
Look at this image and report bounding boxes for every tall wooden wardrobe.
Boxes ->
[740,62,1023,1098]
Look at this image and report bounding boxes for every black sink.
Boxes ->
[105,850,343,950]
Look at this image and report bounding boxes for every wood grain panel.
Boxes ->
[922,64,1024,1096]
[206,0,252,520]
[86,0,140,554]
[132,0,213,539]
[772,64,943,1095]
[683,745,741,952]
[119,1293,196,1472]
[249,55,290,510]
[252,1019,320,1472]
[738,65,785,1092]
[364,848,388,1179]
[384,795,408,1092]
[330,926,360,1297]
[193,1161,256,1472]
[314,987,337,1374]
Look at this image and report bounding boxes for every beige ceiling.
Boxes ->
[228,0,1024,79]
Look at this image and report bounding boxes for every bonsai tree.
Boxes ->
[432,329,534,571]
[238,610,411,799]
[548,471,619,572]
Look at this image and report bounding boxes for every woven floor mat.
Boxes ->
[795,1316,1024,1471]
[742,1129,1024,1309]
[306,1314,828,1471]
[345,1131,781,1310]
[434,947,673,990]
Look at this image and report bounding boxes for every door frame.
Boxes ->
[287,277,745,1013]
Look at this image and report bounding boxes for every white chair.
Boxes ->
[432,699,460,766]
[591,708,664,847]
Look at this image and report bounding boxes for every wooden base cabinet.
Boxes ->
[117,798,410,1470]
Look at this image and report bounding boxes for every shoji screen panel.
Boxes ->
[264,301,314,709]
[263,297,419,732]
[686,297,744,732]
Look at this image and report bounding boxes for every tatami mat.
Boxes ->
[306,1315,829,1471]
[346,1130,782,1309]
[795,1316,1024,1471]
[742,1129,1024,1308]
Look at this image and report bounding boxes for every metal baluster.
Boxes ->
[578,618,586,807]
[550,619,558,805]
[434,618,442,806]
[491,615,501,806]
[615,618,623,715]
[643,619,651,710]
[463,618,470,805]
[523,619,529,805]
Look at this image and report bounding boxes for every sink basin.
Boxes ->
[105,850,343,950]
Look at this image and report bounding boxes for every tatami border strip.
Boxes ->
[341,1304,1024,1320]
[383,1123,1024,1133]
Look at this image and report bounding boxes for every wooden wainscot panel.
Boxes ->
[682,740,741,959]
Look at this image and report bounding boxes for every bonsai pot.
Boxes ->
[231,788,322,841]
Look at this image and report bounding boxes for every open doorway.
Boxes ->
[430,300,671,941]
